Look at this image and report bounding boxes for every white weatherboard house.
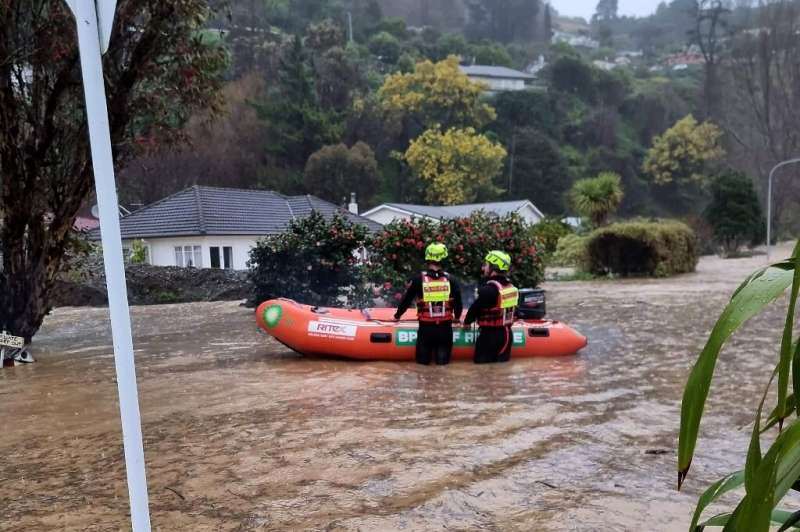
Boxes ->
[361,200,545,226]
[88,186,382,270]
[459,65,536,93]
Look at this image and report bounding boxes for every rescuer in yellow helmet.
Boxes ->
[394,242,463,365]
[464,250,519,364]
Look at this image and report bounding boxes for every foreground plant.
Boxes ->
[679,241,800,530]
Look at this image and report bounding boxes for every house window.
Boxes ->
[174,245,202,268]
[210,246,233,269]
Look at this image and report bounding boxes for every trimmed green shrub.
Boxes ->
[530,217,573,259]
[248,212,371,306]
[551,234,591,270]
[586,220,698,277]
[369,212,544,301]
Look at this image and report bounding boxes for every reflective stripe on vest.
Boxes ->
[422,278,451,303]
[498,285,519,309]
[417,273,454,322]
[478,280,518,327]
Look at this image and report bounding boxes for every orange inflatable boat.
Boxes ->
[256,299,587,361]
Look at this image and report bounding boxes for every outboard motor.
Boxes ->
[516,288,546,320]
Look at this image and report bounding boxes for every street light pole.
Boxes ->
[767,158,800,261]
[65,1,151,530]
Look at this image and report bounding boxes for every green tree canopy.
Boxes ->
[255,36,343,172]
[378,55,496,130]
[0,0,226,340]
[404,127,507,205]
[304,142,379,205]
[642,115,724,185]
[703,170,764,256]
[368,31,402,64]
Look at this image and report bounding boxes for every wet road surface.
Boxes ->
[1,246,797,531]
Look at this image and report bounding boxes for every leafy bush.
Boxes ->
[369,212,544,302]
[129,239,148,264]
[530,217,573,258]
[679,242,800,529]
[586,220,698,277]
[703,170,764,257]
[551,234,591,270]
[248,212,370,307]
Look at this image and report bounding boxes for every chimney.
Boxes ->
[348,192,358,215]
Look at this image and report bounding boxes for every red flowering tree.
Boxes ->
[368,212,544,302]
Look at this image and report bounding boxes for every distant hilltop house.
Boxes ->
[525,55,548,77]
[361,200,545,226]
[551,30,600,50]
[664,47,705,70]
[87,186,381,270]
[592,55,633,71]
[459,65,536,93]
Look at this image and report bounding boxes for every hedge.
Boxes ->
[551,234,591,270]
[530,217,573,258]
[586,220,698,277]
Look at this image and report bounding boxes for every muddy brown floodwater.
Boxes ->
[2,244,799,531]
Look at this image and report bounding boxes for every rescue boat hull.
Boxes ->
[256,299,587,361]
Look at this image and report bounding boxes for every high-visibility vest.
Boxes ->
[417,272,454,323]
[478,280,518,327]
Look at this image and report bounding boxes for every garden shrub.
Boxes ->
[369,211,544,302]
[530,217,573,259]
[703,170,764,257]
[586,220,698,277]
[551,234,591,270]
[248,212,371,307]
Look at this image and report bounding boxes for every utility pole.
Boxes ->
[347,12,354,43]
[508,132,517,198]
[63,1,151,530]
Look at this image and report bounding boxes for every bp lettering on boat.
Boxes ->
[307,320,357,340]
[395,329,525,347]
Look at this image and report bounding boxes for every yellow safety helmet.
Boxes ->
[485,250,512,271]
[425,242,448,262]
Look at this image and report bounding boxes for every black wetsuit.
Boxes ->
[395,271,463,365]
[464,275,514,364]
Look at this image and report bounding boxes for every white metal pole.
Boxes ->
[766,158,800,262]
[71,1,151,529]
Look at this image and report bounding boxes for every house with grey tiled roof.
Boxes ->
[88,186,381,270]
[459,65,536,93]
[361,200,544,226]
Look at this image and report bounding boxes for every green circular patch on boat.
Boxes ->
[263,304,283,328]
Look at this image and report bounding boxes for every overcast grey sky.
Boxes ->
[550,0,663,21]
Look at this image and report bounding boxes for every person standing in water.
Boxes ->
[394,243,463,365]
[464,250,519,364]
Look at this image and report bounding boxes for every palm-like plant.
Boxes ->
[568,172,624,228]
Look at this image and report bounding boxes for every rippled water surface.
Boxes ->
[1,247,797,531]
